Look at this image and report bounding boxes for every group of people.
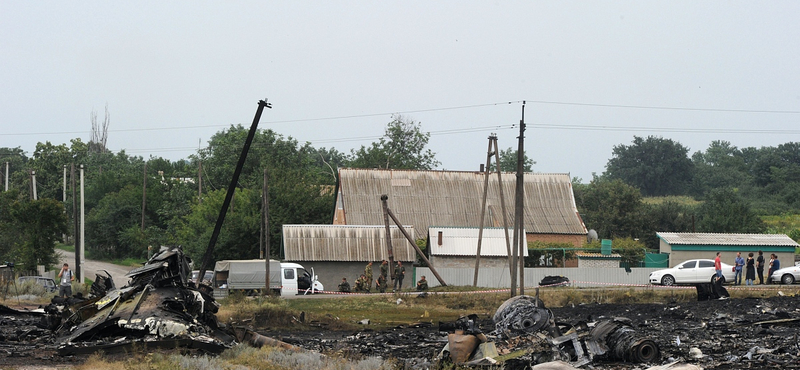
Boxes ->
[337,260,429,293]
[715,250,781,286]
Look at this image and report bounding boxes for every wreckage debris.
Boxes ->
[51,246,236,355]
[438,295,661,368]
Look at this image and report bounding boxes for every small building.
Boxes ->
[656,232,799,267]
[428,226,528,269]
[575,251,622,269]
[282,224,416,291]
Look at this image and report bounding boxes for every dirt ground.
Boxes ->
[2,294,800,369]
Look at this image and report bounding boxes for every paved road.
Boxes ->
[57,250,135,288]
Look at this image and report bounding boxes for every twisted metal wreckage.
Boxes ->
[18,246,282,355]
[439,294,660,368]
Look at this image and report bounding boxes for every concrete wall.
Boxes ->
[578,258,620,268]
[429,256,510,269]
[415,266,660,288]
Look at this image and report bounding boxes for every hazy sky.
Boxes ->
[2,2,798,182]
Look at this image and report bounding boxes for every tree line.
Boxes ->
[1,118,797,271]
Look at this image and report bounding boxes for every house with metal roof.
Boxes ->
[333,168,588,246]
[282,224,416,291]
[656,232,799,267]
[428,226,529,269]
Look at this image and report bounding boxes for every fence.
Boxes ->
[414,267,661,288]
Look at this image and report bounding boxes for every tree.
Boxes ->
[574,177,646,239]
[491,147,535,172]
[604,136,694,196]
[348,115,440,170]
[689,140,749,198]
[0,147,29,193]
[639,200,697,249]
[697,188,765,233]
[0,190,67,271]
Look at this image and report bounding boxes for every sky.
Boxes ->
[1,2,798,182]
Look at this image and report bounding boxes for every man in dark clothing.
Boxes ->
[393,261,405,292]
[338,277,351,293]
[756,250,765,284]
[416,275,428,291]
[378,260,388,291]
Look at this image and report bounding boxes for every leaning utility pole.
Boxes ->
[381,195,447,286]
[473,134,512,287]
[197,99,272,284]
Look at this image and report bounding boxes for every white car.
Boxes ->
[649,259,736,286]
[769,264,800,285]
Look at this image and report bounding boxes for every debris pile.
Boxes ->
[437,294,659,368]
[50,246,236,355]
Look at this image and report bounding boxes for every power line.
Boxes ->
[525,100,800,114]
[5,99,796,138]
[529,122,800,135]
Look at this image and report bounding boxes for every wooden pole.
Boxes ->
[381,195,447,286]
[473,136,495,286]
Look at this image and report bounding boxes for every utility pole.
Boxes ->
[197,99,272,284]
[141,162,147,232]
[72,164,79,279]
[79,165,85,282]
[30,170,38,200]
[473,135,513,287]
[515,101,527,296]
[4,162,8,191]
[262,169,270,295]
[198,160,203,204]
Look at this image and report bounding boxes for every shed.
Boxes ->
[333,168,587,246]
[282,224,416,291]
[428,226,528,269]
[575,251,623,269]
[656,232,799,267]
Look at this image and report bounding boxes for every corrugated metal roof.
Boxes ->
[429,226,529,256]
[336,168,587,238]
[282,224,417,262]
[657,232,800,247]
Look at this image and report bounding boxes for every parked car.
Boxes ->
[18,276,57,292]
[769,264,800,284]
[649,259,736,286]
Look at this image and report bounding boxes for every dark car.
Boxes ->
[18,276,57,292]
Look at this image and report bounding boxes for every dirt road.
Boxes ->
[57,250,134,288]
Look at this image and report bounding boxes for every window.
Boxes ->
[698,260,715,268]
[283,268,294,280]
[681,261,696,269]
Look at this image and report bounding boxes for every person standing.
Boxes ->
[393,261,405,292]
[364,262,373,293]
[57,263,75,298]
[714,252,723,280]
[770,254,781,283]
[745,252,755,286]
[767,254,775,284]
[756,250,765,284]
[378,260,388,291]
[734,252,745,285]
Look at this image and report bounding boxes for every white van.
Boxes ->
[211,259,323,298]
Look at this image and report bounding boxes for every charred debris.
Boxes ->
[437,294,660,368]
[1,246,293,357]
